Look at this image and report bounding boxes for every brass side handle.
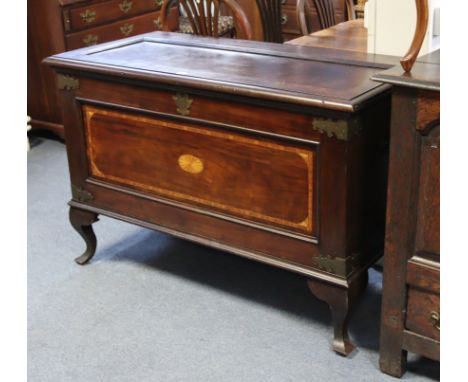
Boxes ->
[80,9,97,23]
[430,311,440,331]
[119,0,133,13]
[120,23,134,36]
[83,34,99,46]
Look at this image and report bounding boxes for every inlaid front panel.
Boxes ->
[83,105,316,235]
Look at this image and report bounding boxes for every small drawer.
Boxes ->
[406,288,440,341]
[64,0,166,32]
[65,8,178,50]
[83,104,317,236]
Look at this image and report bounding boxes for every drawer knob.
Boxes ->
[120,23,134,36]
[83,34,99,46]
[430,311,440,330]
[178,154,204,175]
[80,9,97,24]
[173,93,193,116]
[119,0,133,13]
[281,14,288,25]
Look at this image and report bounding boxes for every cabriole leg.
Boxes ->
[69,207,99,265]
[307,271,368,356]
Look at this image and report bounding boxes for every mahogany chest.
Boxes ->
[374,51,440,377]
[45,33,391,355]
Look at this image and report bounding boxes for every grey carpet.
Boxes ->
[28,138,440,382]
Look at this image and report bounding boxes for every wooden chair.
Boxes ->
[161,0,253,40]
[401,0,429,71]
[296,0,355,35]
[256,0,284,43]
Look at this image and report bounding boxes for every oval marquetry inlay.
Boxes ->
[178,154,204,174]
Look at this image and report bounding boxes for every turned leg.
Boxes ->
[69,207,99,265]
[307,271,368,356]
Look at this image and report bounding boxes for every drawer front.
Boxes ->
[83,105,316,236]
[406,288,440,341]
[64,0,166,32]
[66,8,178,50]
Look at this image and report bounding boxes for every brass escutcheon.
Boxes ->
[173,93,193,116]
[178,154,204,175]
[154,0,164,7]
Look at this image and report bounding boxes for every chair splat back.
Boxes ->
[256,0,284,43]
[296,0,355,35]
[161,0,253,40]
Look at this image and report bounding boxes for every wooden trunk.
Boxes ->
[45,33,392,356]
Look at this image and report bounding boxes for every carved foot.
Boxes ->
[69,207,99,265]
[307,271,368,356]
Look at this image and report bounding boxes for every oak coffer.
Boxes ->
[45,33,392,356]
[374,51,440,377]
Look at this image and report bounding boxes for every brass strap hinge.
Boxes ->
[57,74,79,91]
[312,117,361,141]
[71,185,94,202]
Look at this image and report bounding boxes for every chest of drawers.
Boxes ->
[45,34,391,355]
[28,0,178,137]
[62,0,179,49]
[373,51,440,377]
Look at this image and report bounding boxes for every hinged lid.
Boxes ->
[45,32,392,112]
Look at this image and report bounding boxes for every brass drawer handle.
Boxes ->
[83,34,99,46]
[119,0,133,13]
[120,23,134,36]
[154,16,162,30]
[80,9,97,23]
[178,154,204,175]
[430,311,440,330]
[281,14,288,25]
[154,0,164,7]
